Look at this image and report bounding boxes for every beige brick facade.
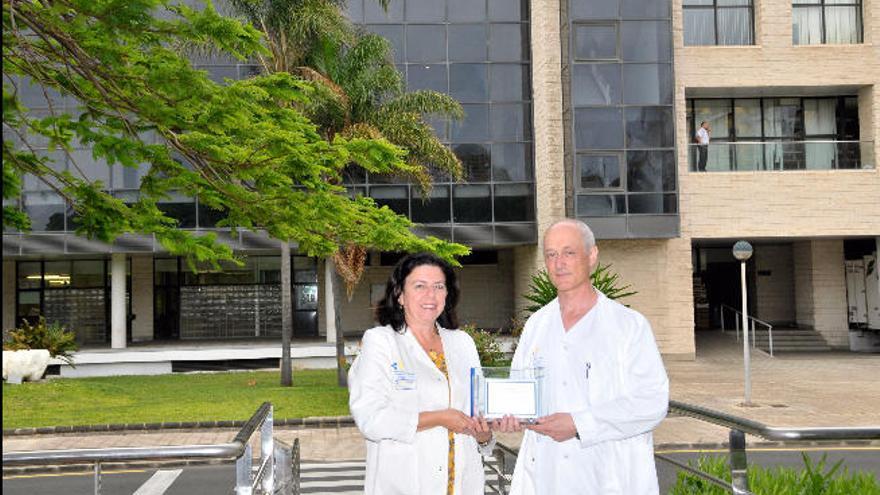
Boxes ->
[754,244,796,324]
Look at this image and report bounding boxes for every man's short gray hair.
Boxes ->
[545,219,596,251]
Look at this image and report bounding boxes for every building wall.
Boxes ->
[130,255,154,342]
[793,240,850,346]
[809,240,850,347]
[754,244,796,324]
[598,239,696,360]
[674,1,880,240]
[3,260,15,332]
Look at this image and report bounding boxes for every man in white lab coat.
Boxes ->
[498,219,669,494]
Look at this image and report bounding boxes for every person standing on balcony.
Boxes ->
[495,219,669,494]
[695,121,711,171]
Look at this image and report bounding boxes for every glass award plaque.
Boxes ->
[471,366,546,422]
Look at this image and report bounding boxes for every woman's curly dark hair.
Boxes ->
[375,252,460,333]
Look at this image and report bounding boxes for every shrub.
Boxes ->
[461,324,505,367]
[522,263,637,316]
[4,317,78,365]
[670,454,880,495]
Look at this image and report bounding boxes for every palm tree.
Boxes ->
[222,0,465,385]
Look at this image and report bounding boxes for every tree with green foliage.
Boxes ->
[220,0,467,385]
[2,0,468,383]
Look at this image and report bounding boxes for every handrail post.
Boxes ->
[751,319,756,349]
[721,306,726,332]
[768,325,774,357]
[261,405,275,494]
[236,443,253,495]
[729,429,750,494]
[735,313,740,341]
[94,461,102,495]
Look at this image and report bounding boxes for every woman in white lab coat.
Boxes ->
[349,253,494,494]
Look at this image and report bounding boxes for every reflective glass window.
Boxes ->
[452,104,489,142]
[491,103,529,141]
[492,143,532,181]
[18,261,42,289]
[489,24,525,62]
[578,154,622,189]
[406,25,446,62]
[625,107,674,149]
[622,64,672,105]
[450,64,489,103]
[450,0,487,21]
[407,63,448,93]
[621,0,669,18]
[570,0,619,20]
[626,150,676,192]
[405,0,445,21]
[572,64,621,106]
[454,143,492,181]
[574,108,623,149]
[453,185,492,222]
[449,25,488,62]
[412,186,451,223]
[574,24,617,60]
[490,64,527,101]
[23,191,66,231]
[494,183,533,221]
[576,194,625,216]
[488,0,524,21]
[620,21,671,62]
[370,186,409,216]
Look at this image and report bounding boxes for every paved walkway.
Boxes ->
[4,331,879,460]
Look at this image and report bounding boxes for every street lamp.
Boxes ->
[732,240,753,406]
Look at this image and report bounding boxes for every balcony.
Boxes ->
[688,140,874,172]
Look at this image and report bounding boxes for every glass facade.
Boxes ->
[15,259,128,345]
[155,256,318,340]
[793,0,863,45]
[686,96,862,170]
[346,0,536,245]
[565,0,678,238]
[683,0,755,46]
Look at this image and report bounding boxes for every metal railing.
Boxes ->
[2,402,293,495]
[661,400,880,494]
[721,303,775,357]
[688,140,875,172]
[482,401,880,495]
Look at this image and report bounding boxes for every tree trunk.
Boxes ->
[280,239,293,387]
[327,258,348,387]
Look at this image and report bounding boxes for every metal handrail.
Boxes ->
[721,303,775,357]
[485,401,880,495]
[669,400,880,442]
[3,402,277,495]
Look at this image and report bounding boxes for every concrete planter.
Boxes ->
[849,330,880,353]
[2,349,51,382]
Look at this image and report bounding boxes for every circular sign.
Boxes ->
[732,240,753,261]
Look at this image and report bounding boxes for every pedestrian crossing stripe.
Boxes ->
[299,459,508,494]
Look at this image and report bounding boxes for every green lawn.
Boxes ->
[2,370,350,429]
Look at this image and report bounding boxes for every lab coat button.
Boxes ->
[563,381,568,386]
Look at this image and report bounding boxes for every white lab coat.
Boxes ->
[348,325,491,495]
[510,292,669,495]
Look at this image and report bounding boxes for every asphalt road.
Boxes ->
[4,448,879,494]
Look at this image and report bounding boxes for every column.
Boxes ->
[325,259,337,344]
[110,253,127,349]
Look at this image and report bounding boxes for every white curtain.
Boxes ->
[792,6,823,45]
[804,99,838,169]
[825,6,860,44]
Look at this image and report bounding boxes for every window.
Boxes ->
[793,0,863,45]
[683,0,755,46]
